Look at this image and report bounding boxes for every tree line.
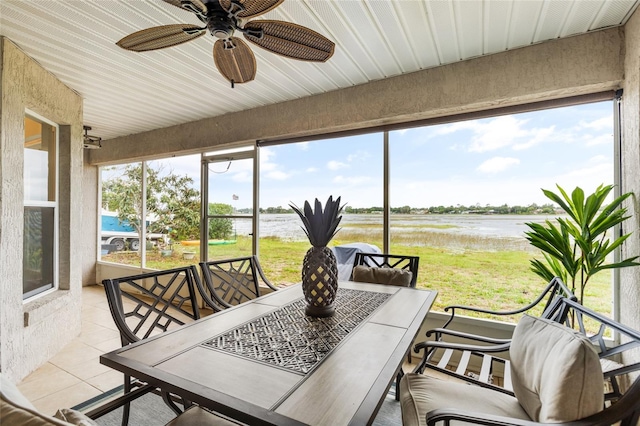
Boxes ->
[256,204,557,215]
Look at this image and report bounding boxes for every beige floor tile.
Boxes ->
[81,285,107,306]
[92,337,124,353]
[83,308,118,330]
[31,381,103,416]
[49,342,104,371]
[78,324,120,346]
[80,320,109,334]
[17,368,82,402]
[19,362,62,384]
[84,370,125,392]
[59,356,116,381]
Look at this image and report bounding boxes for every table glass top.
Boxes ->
[201,288,391,374]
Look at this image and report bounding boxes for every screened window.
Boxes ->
[23,114,58,300]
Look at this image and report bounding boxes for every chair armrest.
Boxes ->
[427,401,640,426]
[441,305,529,329]
[252,255,279,291]
[414,340,511,354]
[425,327,511,345]
[426,408,539,426]
[412,340,510,375]
[440,277,574,329]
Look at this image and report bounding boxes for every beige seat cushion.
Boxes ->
[352,265,413,286]
[164,405,242,425]
[510,314,604,423]
[399,373,531,426]
[0,374,97,426]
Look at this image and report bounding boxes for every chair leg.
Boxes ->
[161,391,186,415]
[396,369,404,401]
[121,375,132,426]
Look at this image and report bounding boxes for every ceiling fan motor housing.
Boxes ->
[208,18,235,39]
[207,4,235,39]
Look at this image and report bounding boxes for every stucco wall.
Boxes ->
[0,37,84,381]
[82,152,99,286]
[621,9,640,341]
[90,27,624,165]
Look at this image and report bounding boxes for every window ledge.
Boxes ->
[23,290,72,327]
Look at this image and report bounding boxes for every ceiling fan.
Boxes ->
[116,0,335,87]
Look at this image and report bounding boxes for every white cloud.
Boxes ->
[585,133,613,146]
[327,160,349,170]
[265,170,290,180]
[476,157,520,173]
[512,125,555,150]
[306,167,318,173]
[468,116,530,152]
[231,170,252,182]
[347,150,371,162]
[433,120,478,136]
[579,115,613,131]
[332,175,371,185]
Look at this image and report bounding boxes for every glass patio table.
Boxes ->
[100,280,437,425]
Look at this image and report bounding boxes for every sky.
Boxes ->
[127,100,614,210]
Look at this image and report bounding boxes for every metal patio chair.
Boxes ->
[198,255,278,309]
[401,296,640,426]
[413,277,575,394]
[351,252,420,287]
[102,265,202,426]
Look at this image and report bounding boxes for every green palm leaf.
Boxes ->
[526,184,639,305]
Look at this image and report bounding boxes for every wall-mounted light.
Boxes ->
[83,125,102,149]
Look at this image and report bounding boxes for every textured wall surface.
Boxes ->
[621,9,640,345]
[82,152,98,286]
[0,37,84,381]
[90,27,624,165]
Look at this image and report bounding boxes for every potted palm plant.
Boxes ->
[525,184,639,305]
[290,196,345,317]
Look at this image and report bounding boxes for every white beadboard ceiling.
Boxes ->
[1,0,638,141]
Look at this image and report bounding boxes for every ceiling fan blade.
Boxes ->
[162,0,207,15]
[243,20,334,62]
[213,37,257,85]
[116,24,206,52]
[219,0,283,19]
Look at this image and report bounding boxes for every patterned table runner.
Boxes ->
[201,288,391,374]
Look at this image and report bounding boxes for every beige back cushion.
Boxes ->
[510,315,604,422]
[352,265,413,287]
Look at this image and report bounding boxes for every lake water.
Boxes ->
[234,213,558,243]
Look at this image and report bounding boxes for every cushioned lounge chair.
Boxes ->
[401,296,640,426]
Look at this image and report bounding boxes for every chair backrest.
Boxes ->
[102,266,201,346]
[198,255,277,309]
[352,252,420,287]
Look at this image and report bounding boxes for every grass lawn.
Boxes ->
[103,227,612,321]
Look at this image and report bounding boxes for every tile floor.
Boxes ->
[17,285,125,416]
